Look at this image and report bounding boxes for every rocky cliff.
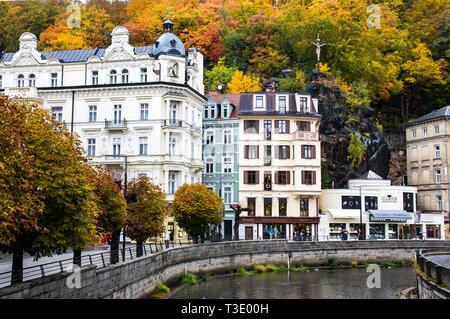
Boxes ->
[308,73,391,188]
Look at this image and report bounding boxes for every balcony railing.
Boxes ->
[163,119,183,127]
[292,131,318,140]
[190,124,201,134]
[264,156,272,166]
[104,119,127,130]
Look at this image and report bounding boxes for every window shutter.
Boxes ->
[274,146,279,159]
[244,145,249,159]
[301,171,305,184]
[287,146,291,159]
[286,121,290,133]
[256,171,260,184]
[274,172,279,184]
[307,122,311,131]
[256,146,259,159]
[292,145,295,159]
[286,171,291,184]
[255,121,260,134]
[312,145,316,159]
[244,121,249,131]
[244,171,248,184]
[312,171,316,184]
[301,145,305,159]
[274,120,279,129]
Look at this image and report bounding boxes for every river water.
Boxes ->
[169,267,416,299]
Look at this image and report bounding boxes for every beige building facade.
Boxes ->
[405,105,450,239]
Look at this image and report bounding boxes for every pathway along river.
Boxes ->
[169,267,416,299]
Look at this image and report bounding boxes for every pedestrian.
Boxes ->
[165,231,170,248]
[274,226,279,239]
[268,226,274,239]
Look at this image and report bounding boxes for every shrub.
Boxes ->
[181,273,198,285]
[254,264,267,273]
[351,261,358,268]
[237,267,251,276]
[201,274,212,282]
[154,283,171,294]
[265,264,279,272]
[292,264,307,272]
[382,260,396,268]
[328,257,337,267]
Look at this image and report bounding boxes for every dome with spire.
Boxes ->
[153,19,185,57]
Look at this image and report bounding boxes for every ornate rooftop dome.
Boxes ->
[153,19,185,57]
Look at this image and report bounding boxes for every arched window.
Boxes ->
[110,70,117,84]
[29,74,36,87]
[18,74,25,87]
[121,69,129,83]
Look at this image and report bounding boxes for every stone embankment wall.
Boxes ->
[1,240,449,299]
[416,250,450,299]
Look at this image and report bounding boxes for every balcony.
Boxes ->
[292,131,318,140]
[104,119,127,131]
[163,119,184,129]
[189,124,202,135]
[264,156,272,166]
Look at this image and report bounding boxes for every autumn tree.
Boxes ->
[205,58,235,92]
[0,96,99,283]
[172,183,222,244]
[227,70,261,93]
[87,167,127,264]
[126,176,167,257]
[278,70,307,92]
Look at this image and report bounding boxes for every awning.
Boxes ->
[327,209,361,219]
[368,210,413,222]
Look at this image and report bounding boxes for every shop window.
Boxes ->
[342,196,361,209]
[364,196,378,210]
[263,224,286,239]
[369,224,385,239]
[403,192,414,212]
[388,224,398,239]
[329,223,346,240]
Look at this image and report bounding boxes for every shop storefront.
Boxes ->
[368,210,413,240]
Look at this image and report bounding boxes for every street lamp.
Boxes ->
[359,185,365,240]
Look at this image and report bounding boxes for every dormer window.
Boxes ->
[92,70,98,85]
[140,68,147,82]
[28,74,35,87]
[299,97,308,113]
[121,69,129,83]
[279,96,287,114]
[110,70,117,84]
[222,103,229,118]
[50,73,58,87]
[18,74,25,87]
[255,95,264,109]
[210,105,215,119]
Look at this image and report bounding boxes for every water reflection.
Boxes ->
[170,267,416,299]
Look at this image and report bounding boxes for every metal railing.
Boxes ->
[105,119,127,129]
[0,239,193,288]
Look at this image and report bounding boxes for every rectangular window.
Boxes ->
[412,129,416,138]
[140,103,149,120]
[139,137,148,155]
[365,196,378,210]
[299,97,308,112]
[437,196,443,210]
[0,75,2,88]
[297,121,311,131]
[264,172,272,190]
[210,106,215,119]
[112,137,121,155]
[423,127,428,137]
[403,192,414,212]
[279,198,287,216]
[168,171,176,194]
[87,138,96,156]
[92,70,98,85]
[224,130,232,144]
[206,158,214,174]
[169,135,176,155]
[51,73,58,87]
[301,171,316,185]
[435,145,441,158]
[301,145,316,159]
[223,185,232,204]
[435,169,442,184]
[255,96,264,108]
[264,198,272,216]
[277,145,290,160]
[244,171,259,184]
[204,106,209,119]
[140,68,147,82]
[247,197,256,216]
[342,196,361,209]
[223,104,229,118]
[223,157,232,173]
[245,145,259,159]
[275,171,290,185]
[51,106,63,121]
[300,198,309,217]
[435,125,440,134]
[275,120,289,134]
[206,131,214,144]
[244,120,259,134]
[113,104,122,124]
[279,96,286,114]
[88,105,97,122]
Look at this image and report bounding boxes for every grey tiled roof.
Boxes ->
[1,46,155,63]
[407,105,450,126]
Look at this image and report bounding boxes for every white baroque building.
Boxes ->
[0,20,205,209]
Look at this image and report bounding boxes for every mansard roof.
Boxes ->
[406,105,450,127]
[206,93,240,119]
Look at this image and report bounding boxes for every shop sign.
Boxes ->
[369,215,406,223]
[381,195,397,203]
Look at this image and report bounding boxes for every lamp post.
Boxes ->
[359,185,364,240]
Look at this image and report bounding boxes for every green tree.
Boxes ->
[0,96,99,283]
[204,58,235,92]
[173,183,222,244]
[88,166,127,264]
[278,70,307,92]
[347,133,367,168]
[126,176,167,257]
